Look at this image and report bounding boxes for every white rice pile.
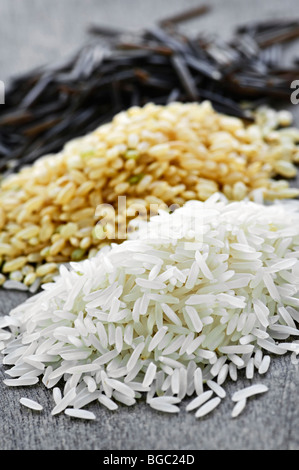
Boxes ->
[1,193,299,420]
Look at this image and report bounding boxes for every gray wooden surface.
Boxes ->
[0,0,299,451]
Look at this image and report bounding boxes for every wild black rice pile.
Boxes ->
[1,9,299,175]
[1,194,299,420]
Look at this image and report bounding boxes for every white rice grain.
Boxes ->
[186,391,214,412]
[258,355,271,375]
[195,397,221,418]
[65,408,96,420]
[20,397,43,411]
[143,362,157,388]
[149,397,180,413]
[231,384,269,402]
[231,398,247,418]
[53,387,62,405]
[98,394,118,411]
[1,195,299,422]
[148,327,168,352]
[207,380,226,398]
[51,387,77,415]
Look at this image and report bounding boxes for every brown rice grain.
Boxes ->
[24,272,37,286]
[3,257,28,273]
[36,263,58,277]
[0,101,298,288]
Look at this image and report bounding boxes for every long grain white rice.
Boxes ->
[20,397,43,411]
[112,391,136,406]
[143,362,157,388]
[195,397,221,418]
[105,378,135,398]
[246,358,254,380]
[3,377,39,387]
[53,387,62,405]
[217,364,229,385]
[186,391,214,412]
[64,408,96,420]
[98,394,118,411]
[149,397,180,413]
[51,387,77,415]
[169,369,178,395]
[231,398,247,418]
[231,384,269,402]
[1,195,299,421]
[229,363,238,382]
[207,380,226,398]
[258,355,271,375]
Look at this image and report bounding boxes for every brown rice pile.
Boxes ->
[0,100,299,288]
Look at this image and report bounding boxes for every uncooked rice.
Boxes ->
[231,398,247,418]
[0,101,299,289]
[64,408,96,420]
[1,194,299,420]
[195,397,221,418]
[231,384,269,402]
[19,397,43,411]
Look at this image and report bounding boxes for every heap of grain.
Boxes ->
[0,101,298,288]
[1,196,299,419]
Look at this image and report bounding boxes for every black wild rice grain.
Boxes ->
[1,10,299,174]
